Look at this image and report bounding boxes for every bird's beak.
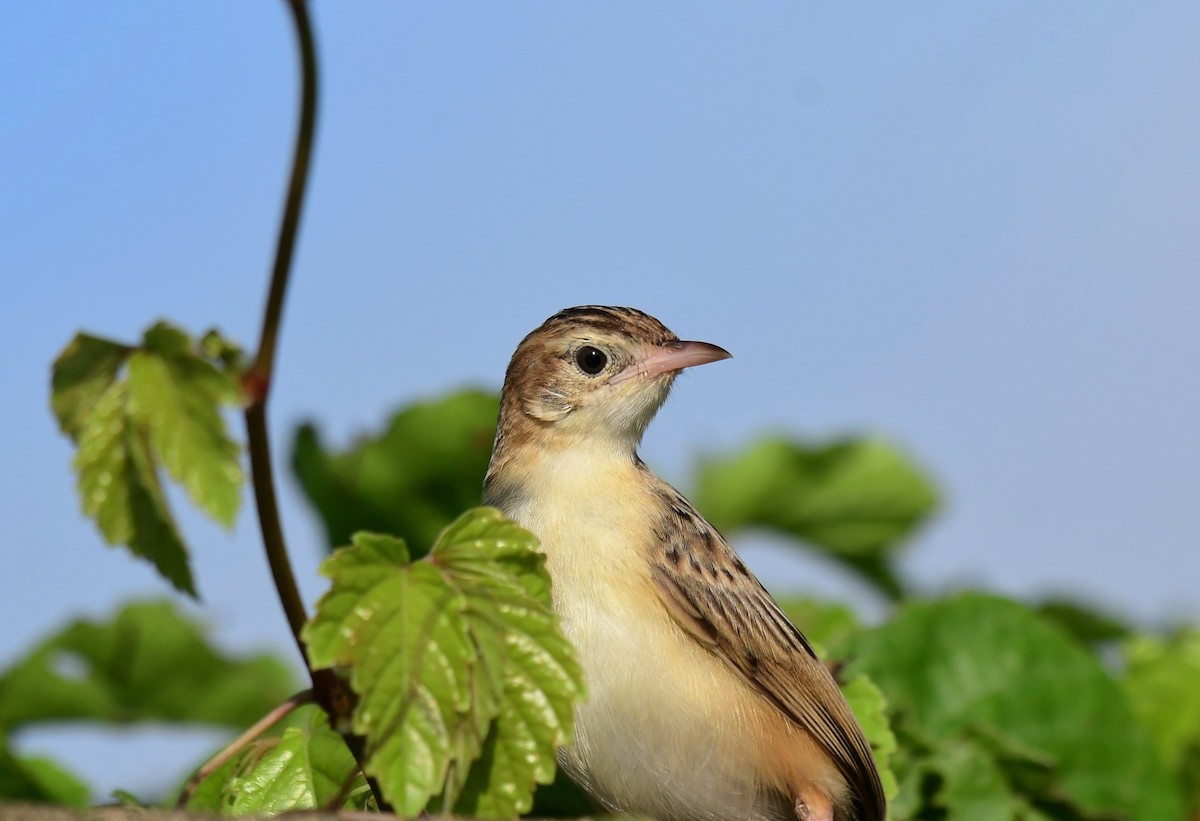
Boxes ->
[610,340,732,385]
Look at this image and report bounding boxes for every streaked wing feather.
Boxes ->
[649,510,885,821]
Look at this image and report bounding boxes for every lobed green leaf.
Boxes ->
[305,532,474,816]
[187,711,361,815]
[923,739,1039,821]
[51,333,130,439]
[53,323,247,595]
[302,508,584,819]
[73,380,195,595]
[129,321,243,526]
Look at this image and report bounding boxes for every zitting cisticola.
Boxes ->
[483,306,884,821]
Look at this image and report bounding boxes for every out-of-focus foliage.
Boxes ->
[693,436,937,598]
[292,389,498,554]
[847,593,1183,820]
[0,601,295,731]
[1123,628,1200,811]
[0,601,297,806]
[0,738,90,809]
[841,674,899,802]
[776,596,863,658]
[1033,596,1132,645]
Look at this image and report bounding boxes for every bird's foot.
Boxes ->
[795,791,833,821]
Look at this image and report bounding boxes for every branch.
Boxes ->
[175,690,314,808]
[241,4,390,810]
[243,0,320,665]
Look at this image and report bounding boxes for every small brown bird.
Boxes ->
[484,306,884,821]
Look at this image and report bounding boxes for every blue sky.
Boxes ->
[3,2,1198,799]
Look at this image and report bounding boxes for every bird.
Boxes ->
[483,306,885,821]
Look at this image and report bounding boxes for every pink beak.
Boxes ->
[610,340,732,385]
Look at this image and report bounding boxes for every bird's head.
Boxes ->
[494,306,731,454]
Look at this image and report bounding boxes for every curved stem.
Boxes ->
[175,689,314,808]
[245,405,309,661]
[244,0,319,663]
[240,4,389,811]
[251,0,319,393]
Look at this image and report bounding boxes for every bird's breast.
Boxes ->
[486,452,789,821]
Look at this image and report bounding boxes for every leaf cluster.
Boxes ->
[51,324,246,596]
[301,510,584,817]
[173,508,585,816]
[45,317,590,816]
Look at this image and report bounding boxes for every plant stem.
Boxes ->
[242,4,390,811]
[243,0,320,665]
[252,0,319,393]
[245,405,309,661]
[175,689,315,808]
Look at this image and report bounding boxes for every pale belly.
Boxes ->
[488,453,795,820]
[549,552,791,821]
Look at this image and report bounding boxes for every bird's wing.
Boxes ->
[647,491,885,821]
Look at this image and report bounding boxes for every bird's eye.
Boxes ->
[575,345,608,375]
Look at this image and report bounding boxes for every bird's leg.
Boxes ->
[795,789,833,821]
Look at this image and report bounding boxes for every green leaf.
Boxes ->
[845,593,1183,820]
[1123,628,1200,770]
[51,333,131,438]
[891,730,1074,821]
[192,712,361,815]
[291,389,499,554]
[693,437,937,597]
[128,321,243,526]
[434,512,583,817]
[1034,597,1130,645]
[0,600,296,732]
[1123,628,1200,812]
[54,323,247,595]
[181,745,241,813]
[227,726,354,814]
[841,674,899,803]
[73,380,195,595]
[199,328,248,372]
[304,532,475,816]
[0,736,91,808]
[109,788,146,807]
[303,509,584,818]
[926,739,1034,821]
